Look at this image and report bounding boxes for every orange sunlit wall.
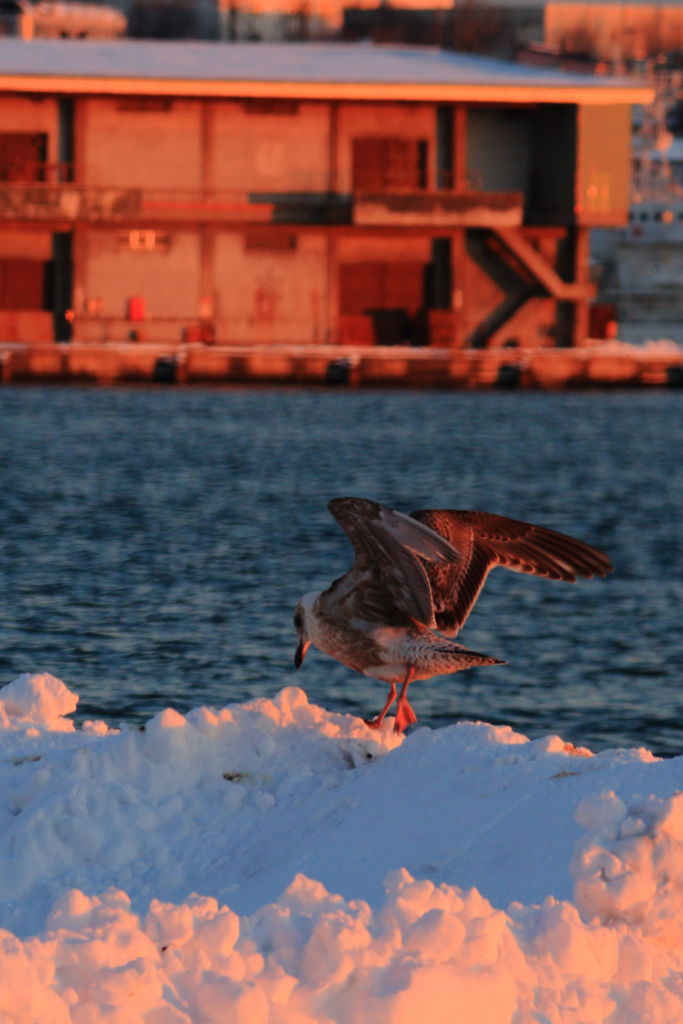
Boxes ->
[0,43,649,349]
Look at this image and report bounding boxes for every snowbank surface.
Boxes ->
[1,672,683,1022]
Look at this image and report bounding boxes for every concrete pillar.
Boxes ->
[571,225,591,347]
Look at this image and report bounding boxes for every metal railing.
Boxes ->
[0,184,277,222]
[0,184,142,221]
[0,161,74,183]
[0,179,523,225]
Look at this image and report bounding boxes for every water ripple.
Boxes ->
[0,386,681,755]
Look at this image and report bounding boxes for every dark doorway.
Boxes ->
[340,259,425,344]
[46,232,73,341]
[428,237,452,309]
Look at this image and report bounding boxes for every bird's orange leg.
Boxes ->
[364,682,397,730]
[394,668,417,733]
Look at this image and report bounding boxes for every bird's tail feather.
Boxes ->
[434,640,505,668]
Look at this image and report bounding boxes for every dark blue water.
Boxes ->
[0,385,681,755]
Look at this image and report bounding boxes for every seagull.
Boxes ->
[293,497,612,732]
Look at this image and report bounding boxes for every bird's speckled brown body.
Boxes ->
[304,593,501,684]
[294,497,611,732]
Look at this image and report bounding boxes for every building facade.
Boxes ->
[0,40,649,348]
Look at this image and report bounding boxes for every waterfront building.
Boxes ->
[0,39,649,348]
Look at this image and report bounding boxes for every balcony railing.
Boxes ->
[0,184,142,221]
[0,161,74,184]
[353,190,524,228]
[0,185,276,223]
[0,181,523,228]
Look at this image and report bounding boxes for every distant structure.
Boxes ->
[0,39,649,347]
[343,0,683,62]
[0,0,126,39]
[343,1,544,59]
[545,1,683,63]
[214,0,331,41]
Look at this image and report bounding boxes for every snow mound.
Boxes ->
[1,672,683,1022]
[573,789,683,937]
[0,672,78,732]
[6,865,683,1023]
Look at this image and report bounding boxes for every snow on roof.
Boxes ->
[0,38,653,103]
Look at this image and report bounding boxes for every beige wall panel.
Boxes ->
[576,104,630,225]
[336,103,434,192]
[0,96,59,161]
[213,230,328,342]
[0,230,52,258]
[0,96,58,133]
[79,228,200,318]
[337,234,431,262]
[80,99,202,188]
[209,101,330,193]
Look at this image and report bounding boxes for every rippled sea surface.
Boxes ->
[1,384,682,755]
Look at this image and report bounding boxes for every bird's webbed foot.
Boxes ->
[393,697,418,733]
[364,682,397,731]
[393,668,417,733]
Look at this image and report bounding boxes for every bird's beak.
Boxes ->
[294,636,311,669]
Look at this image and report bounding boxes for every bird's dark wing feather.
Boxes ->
[410,508,612,635]
[321,497,459,627]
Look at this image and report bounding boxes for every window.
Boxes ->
[0,133,48,182]
[340,261,424,315]
[243,99,299,116]
[117,98,173,112]
[117,230,171,252]
[352,137,428,192]
[243,229,298,252]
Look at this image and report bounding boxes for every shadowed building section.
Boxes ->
[0,39,650,348]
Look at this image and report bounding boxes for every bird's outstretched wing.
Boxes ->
[410,508,612,636]
[321,497,459,627]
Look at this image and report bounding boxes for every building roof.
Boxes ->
[0,38,653,104]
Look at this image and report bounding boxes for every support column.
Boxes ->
[199,101,216,335]
[199,225,214,327]
[325,228,338,344]
[326,101,339,342]
[453,105,467,192]
[450,108,468,348]
[451,227,466,349]
[436,105,453,191]
[328,100,338,194]
[571,225,591,346]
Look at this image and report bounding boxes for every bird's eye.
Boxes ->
[294,610,302,629]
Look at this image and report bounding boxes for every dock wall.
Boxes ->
[2,341,683,388]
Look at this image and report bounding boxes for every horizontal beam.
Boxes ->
[0,75,654,107]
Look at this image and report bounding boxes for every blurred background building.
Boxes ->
[0,0,681,347]
[0,40,646,348]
